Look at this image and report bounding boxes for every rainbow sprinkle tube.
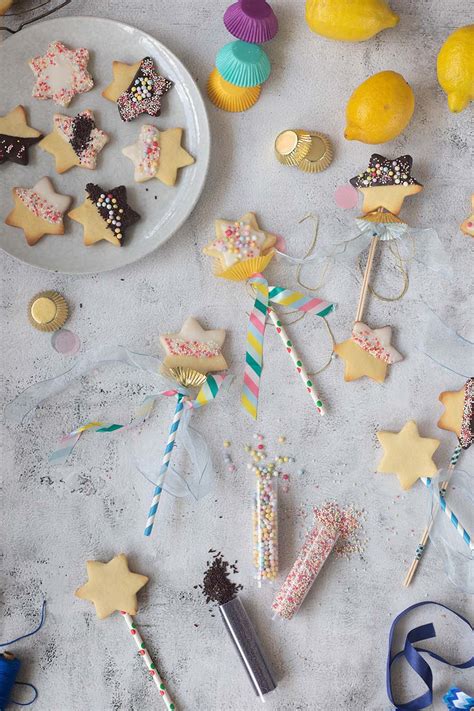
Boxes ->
[252,466,278,586]
[272,523,340,620]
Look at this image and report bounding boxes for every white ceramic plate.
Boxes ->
[0,16,210,273]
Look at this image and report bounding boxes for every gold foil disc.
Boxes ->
[28,291,69,332]
[297,132,334,173]
[274,129,312,166]
[168,367,208,388]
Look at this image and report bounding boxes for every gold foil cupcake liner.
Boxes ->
[274,129,312,166]
[362,208,404,224]
[215,252,275,281]
[297,132,333,173]
[166,367,208,388]
[28,291,69,332]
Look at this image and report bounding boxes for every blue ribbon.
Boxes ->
[387,601,474,710]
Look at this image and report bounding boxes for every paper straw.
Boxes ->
[121,612,176,710]
[267,308,325,415]
[420,475,473,551]
[403,444,462,587]
[144,394,185,537]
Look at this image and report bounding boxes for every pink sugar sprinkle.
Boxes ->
[313,501,366,558]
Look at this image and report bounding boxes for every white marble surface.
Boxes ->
[1,1,473,710]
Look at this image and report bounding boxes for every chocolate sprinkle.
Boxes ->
[198,551,243,606]
[70,114,95,157]
[85,183,140,243]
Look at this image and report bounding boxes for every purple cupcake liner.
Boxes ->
[224,0,278,44]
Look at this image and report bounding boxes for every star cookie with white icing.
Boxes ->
[40,109,109,173]
[5,177,71,246]
[29,41,94,107]
[160,317,228,374]
[203,212,277,271]
[122,125,194,186]
[334,322,403,383]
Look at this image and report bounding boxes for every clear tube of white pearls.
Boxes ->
[253,464,278,586]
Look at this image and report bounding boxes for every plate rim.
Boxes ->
[0,15,211,275]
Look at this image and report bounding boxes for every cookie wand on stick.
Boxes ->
[76,554,176,710]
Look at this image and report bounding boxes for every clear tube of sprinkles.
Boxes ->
[271,523,340,620]
[253,470,278,586]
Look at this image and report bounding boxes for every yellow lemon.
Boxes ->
[305,0,399,42]
[437,25,474,113]
[344,71,415,144]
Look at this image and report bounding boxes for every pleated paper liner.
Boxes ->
[274,130,312,167]
[216,40,271,88]
[207,68,261,112]
[213,252,275,281]
[297,132,333,173]
[166,367,208,388]
[362,208,404,224]
[224,0,279,44]
[28,290,68,332]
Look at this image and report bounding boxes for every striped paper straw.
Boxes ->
[241,277,269,420]
[267,308,325,415]
[121,612,176,709]
[144,394,185,537]
[420,475,473,551]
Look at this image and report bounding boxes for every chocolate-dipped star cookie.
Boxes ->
[29,40,94,107]
[102,57,172,122]
[122,124,194,186]
[68,183,140,247]
[350,154,422,217]
[39,109,109,173]
[438,378,473,449]
[0,105,42,166]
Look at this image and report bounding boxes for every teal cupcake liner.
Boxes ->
[215,40,271,88]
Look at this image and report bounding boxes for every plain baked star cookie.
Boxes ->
[68,183,140,247]
[40,109,109,173]
[334,322,403,383]
[102,57,172,122]
[122,125,194,186]
[5,177,71,246]
[160,317,228,375]
[376,420,440,490]
[29,40,94,107]
[0,105,42,166]
[75,553,148,620]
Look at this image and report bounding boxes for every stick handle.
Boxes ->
[144,395,185,537]
[268,308,325,415]
[419,474,473,551]
[355,234,379,323]
[403,445,462,586]
[121,612,176,710]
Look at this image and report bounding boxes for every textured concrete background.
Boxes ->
[1,1,473,709]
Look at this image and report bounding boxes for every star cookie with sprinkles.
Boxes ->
[376,420,440,490]
[350,154,422,218]
[334,321,403,383]
[0,106,42,166]
[122,125,194,186]
[29,40,94,107]
[203,212,277,273]
[39,109,109,173]
[160,316,228,375]
[68,183,140,247]
[438,378,474,449]
[5,177,71,246]
[460,195,474,237]
[102,57,173,122]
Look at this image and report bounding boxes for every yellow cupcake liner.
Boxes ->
[297,132,333,173]
[28,290,69,332]
[274,129,312,167]
[214,252,275,281]
[207,68,261,113]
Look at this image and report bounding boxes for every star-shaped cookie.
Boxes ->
[5,177,71,246]
[203,212,277,272]
[376,420,440,490]
[334,322,402,383]
[68,183,140,247]
[350,154,423,217]
[122,125,194,186]
[438,378,473,449]
[75,553,148,619]
[0,105,42,166]
[160,316,228,374]
[39,109,109,173]
[102,57,172,122]
[29,41,94,107]
[460,195,474,237]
